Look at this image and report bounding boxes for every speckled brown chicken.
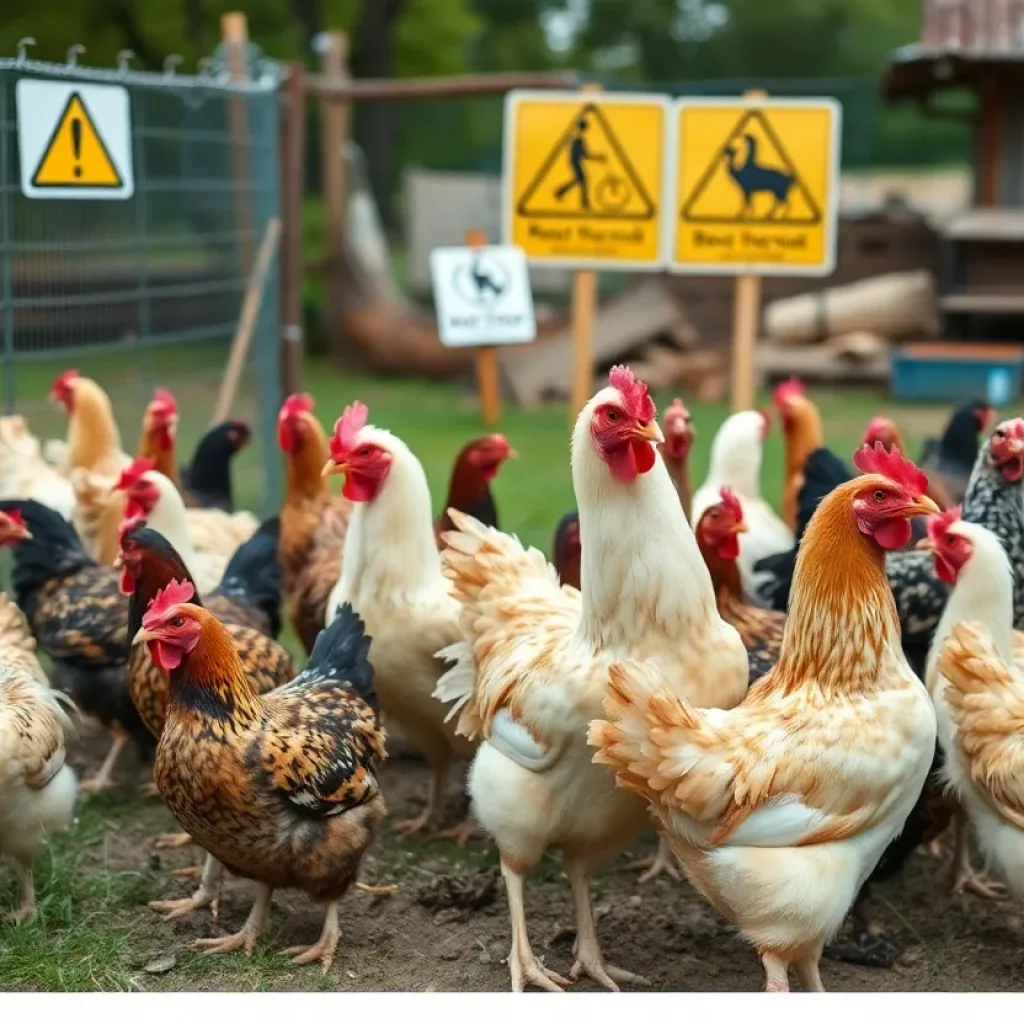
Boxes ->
[696,487,785,686]
[140,587,387,970]
[277,394,353,654]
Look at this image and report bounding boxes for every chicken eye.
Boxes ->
[995,428,1006,439]
[709,509,720,519]
[873,489,887,502]
[357,446,372,457]
[170,615,185,628]
[606,409,620,423]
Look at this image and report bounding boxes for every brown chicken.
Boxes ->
[139,583,388,970]
[277,394,353,654]
[138,389,180,485]
[696,487,785,685]
[51,369,128,478]
[552,511,581,590]
[774,379,823,533]
[433,435,516,546]
[659,398,696,519]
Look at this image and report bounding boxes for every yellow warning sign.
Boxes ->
[31,92,123,190]
[504,91,670,267]
[672,98,841,276]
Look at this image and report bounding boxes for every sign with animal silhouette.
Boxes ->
[430,244,536,347]
[671,97,841,275]
[16,79,134,200]
[503,90,672,268]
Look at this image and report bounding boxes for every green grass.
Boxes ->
[4,353,1023,990]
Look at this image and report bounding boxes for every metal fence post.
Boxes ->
[0,80,14,412]
[279,63,306,399]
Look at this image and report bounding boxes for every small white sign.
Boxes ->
[17,79,134,200]
[430,244,536,348]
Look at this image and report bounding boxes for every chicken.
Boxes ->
[697,487,785,685]
[51,369,129,478]
[277,394,352,654]
[918,400,991,508]
[434,434,516,546]
[0,579,78,925]
[552,510,581,590]
[589,442,939,992]
[864,415,955,514]
[773,378,822,533]
[0,500,146,793]
[140,584,387,970]
[117,520,295,891]
[659,398,696,519]
[115,458,228,594]
[0,415,76,519]
[925,509,1017,899]
[179,420,252,511]
[692,409,793,601]
[138,388,180,485]
[435,366,748,991]
[323,402,474,840]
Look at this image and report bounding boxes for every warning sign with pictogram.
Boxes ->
[671,97,841,276]
[503,90,671,268]
[17,79,134,200]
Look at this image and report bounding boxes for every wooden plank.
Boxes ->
[940,292,1024,313]
[222,12,254,277]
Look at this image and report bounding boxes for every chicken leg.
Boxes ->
[394,753,449,837]
[632,838,682,884]
[78,727,128,793]
[795,952,826,993]
[193,882,272,957]
[762,953,789,992]
[500,860,569,993]
[950,807,1006,899]
[5,862,36,925]
[154,832,194,850]
[565,854,649,992]
[150,855,224,922]
[284,901,341,973]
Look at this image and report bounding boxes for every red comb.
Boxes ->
[329,401,369,462]
[114,456,156,493]
[3,509,25,531]
[142,579,196,628]
[927,505,962,545]
[852,442,928,496]
[150,387,177,413]
[609,365,656,423]
[279,393,314,423]
[664,398,690,423]
[772,378,805,409]
[52,369,79,390]
[718,485,743,521]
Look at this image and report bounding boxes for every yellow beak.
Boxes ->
[112,552,123,569]
[634,421,665,445]
[321,458,348,479]
[506,447,519,460]
[911,495,942,518]
[729,521,749,535]
[132,626,154,647]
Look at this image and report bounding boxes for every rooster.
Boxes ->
[0,537,78,924]
[323,402,474,841]
[590,442,939,992]
[692,409,792,601]
[433,434,516,547]
[435,366,749,991]
[138,584,387,970]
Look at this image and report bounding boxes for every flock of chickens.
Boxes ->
[1,365,1024,994]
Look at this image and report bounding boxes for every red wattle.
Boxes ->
[717,534,741,561]
[934,554,957,584]
[119,568,135,595]
[152,639,182,671]
[874,518,912,550]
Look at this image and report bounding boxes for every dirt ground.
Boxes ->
[28,724,1018,995]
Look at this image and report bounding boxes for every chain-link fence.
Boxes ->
[0,47,282,512]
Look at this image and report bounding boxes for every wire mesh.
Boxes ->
[0,53,282,513]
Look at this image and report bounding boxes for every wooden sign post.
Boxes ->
[465,229,502,425]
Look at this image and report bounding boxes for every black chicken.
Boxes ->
[180,420,252,511]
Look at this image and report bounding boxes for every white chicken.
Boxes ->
[0,520,78,923]
[0,415,75,519]
[435,366,749,992]
[322,401,474,840]
[692,410,793,600]
[929,508,1024,898]
[591,441,939,992]
[114,460,228,594]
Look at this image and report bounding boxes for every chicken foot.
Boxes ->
[394,754,449,837]
[5,862,36,925]
[78,728,128,793]
[500,860,569,993]
[762,953,789,992]
[154,832,194,850]
[284,901,341,973]
[951,808,1006,899]
[193,883,272,957]
[795,952,825,993]
[631,838,682,884]
[150,855,224,922]
[821,893,899,969]
[565,855,649,992]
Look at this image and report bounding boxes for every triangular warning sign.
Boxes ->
[517,104,655,221]
[31,92,123,190]
[680,110,821,225]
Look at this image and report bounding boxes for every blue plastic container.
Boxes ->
[891,343,1024,403]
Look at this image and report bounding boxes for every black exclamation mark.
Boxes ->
[71,117,82,178]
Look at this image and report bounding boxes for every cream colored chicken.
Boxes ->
[590,441,938,993]
[322,402,474,841]
[0,415,75,519]
[0,517,78,923]
[435,367,749,992]
[930,509,1024,899]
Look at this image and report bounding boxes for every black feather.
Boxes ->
[215,516,284,637]
[288,602,376,708]
[180,420,250,511]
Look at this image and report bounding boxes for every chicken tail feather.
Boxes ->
[290,602,376,708]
